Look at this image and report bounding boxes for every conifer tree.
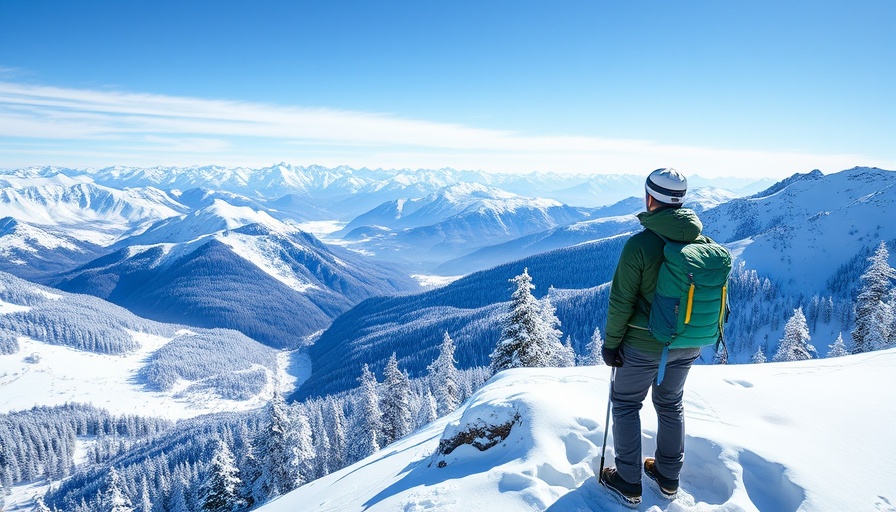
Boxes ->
[238,444,262,509]
[139,475,152,512]
[713,346,728,364]
[291,409,315,486]
[540,291,567,366]
[427,331,460,415]
[557,336,576,367]
[380,353,413,447]
[326,399,347,470]
[852,241,896,353]
[827,332,850,358]
[490,268,565,374]
[309,405,331,479]
[199,440,245,512]
[751,346,767,364]
[773,307,817,362]
[102,467,134,512]
[168,475,190,512]
[34,496,52,512]
[349,364,382,462]
[253,392,299,501]
[581,327,604,366]
[419,389,438,426]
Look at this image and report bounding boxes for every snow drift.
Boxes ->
[261,348,896,511]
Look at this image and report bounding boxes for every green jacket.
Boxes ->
[604,206,704,352]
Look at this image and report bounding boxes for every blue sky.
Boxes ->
[0,0,893,178]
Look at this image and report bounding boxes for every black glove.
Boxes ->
[601,346,623,367]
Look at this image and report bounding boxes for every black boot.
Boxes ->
[644,458,679,499]
[600,467,642,506]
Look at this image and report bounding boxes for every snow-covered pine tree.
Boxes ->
[380,353,413,447]
[348,364,382,462]
[852,241,896,353]
[290,408,315,486]
[489,268,565,374]
[558,336,576,367]
[540,289,567,367]
[33,495,52,512]
[326,399,347,470]
[138,475,152,512]
[168,474,190,512]
[713,346,728,364]
[751,346,767,364]
[237,443,262,509]
[308,404,331,479]
[827,332,850,358]
[102,467,134,512]
[773,307,817,362]
[427,331,460,416]
[580,326,604,366]
[418,389,438,426]
[199,440,245,512]
[252,392,299,501]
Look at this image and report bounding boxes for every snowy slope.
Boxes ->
[54,222,419,348]
[0,332,293,421]
[112,198,292,247]
[263,349,896,512]
[0,272,301,421]
[702,167,896,293]
[0,217,104,279]
[436,215,639,275]
[0,171,186,245]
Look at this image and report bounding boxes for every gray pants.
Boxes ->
[611,345,701,484]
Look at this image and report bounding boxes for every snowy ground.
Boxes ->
[0,330,307,421]
[0,330,312,511]
[261,348,896,512]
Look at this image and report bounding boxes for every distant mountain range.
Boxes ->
[52,218,418,349]
[294,167,896,398]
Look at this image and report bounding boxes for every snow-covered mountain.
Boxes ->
[295,167,896,398]
[702,167,896,294]
[425,187,734,275]
[53,222,419,348]
[336,183,590,272]
[112,199,290,247]
[341,182,586,234]
[436,215,640,275]
[0,170,187,245]
[0,270,292,419]
[0,217,104,280]
[263,349,896,512]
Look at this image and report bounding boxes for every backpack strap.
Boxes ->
[656,343,670,386]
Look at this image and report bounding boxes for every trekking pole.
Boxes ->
[598,366,616,484]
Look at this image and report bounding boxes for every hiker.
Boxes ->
[599,168,730,505]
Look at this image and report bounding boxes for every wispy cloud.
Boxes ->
[0,81,885,177]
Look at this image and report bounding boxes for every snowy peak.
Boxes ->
[342,182,570,234]
[0,216,104,279]
[118,199,293,247]
[0,171,187,245]
[703,167,896,292]
[0,216,81,254]
[684,187,740,212]
[747,168,825,199]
